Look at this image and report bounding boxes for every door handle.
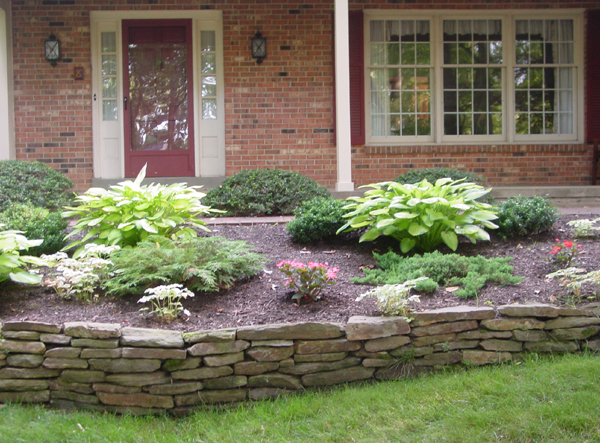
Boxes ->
[124,97,128,110]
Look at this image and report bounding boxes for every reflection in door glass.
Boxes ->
[201,31,217,120]
[128,29,189,151]
[101,32,118,121]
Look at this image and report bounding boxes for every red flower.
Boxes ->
[563,241,573,248]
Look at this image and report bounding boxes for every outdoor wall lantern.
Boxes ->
[251,31,266,64]
[44,34,61,67]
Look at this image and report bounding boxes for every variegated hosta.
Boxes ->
[63,165,221,256]
[337,178,498,253]
[0,225,47,284]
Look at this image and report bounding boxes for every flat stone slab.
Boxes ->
[0,379,49,391]
[43,358,89,370]
[121,348,187,360]
[171,366,233,381]
[0,390,50,403]
[481,318,545,331]
[237,322,344,341]
[97,392,174,409]
[544,317,600,330]
[0,340,46,355]
[89,359,161,373]
[295,338,361,355]
[411,320,479,337]
[0,368,60,379]
[364,335,411,353]
[147,382,203,396]
[462,350,513,366]
[497,304,558,318]
[247,373,303,390]
[121,328,184,348]
[279,356,362,376]
[183,329,236,344]
[2,331,41,340]
[45,347,81,359]
[188,340,249,356]
[204,352,245,367]
[233,361,279,376]
[64,322,121,339]
[104,371,171,387]
[246,346,294,362]
[346,316,410,341]
[1,321,61,334]
[411,306,495,326]
[71,339,119,349]
[6,354,44,368]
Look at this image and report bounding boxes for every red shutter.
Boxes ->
[586,10,600,141]
[349,10,365,145]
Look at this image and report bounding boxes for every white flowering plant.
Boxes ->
[138,284,194,322]
[567,218,600,238]
[42,244,119,302]
[356,277,427,317]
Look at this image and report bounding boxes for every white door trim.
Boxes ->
[90,10,225,180]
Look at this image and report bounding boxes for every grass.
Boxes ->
[1,353,599,443]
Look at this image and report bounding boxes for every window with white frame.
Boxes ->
[365,11,582,144]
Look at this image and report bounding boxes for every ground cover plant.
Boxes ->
[338,178,498,253]
[1,353,599,443]
[353,250,523,299]
[203,168,330,216]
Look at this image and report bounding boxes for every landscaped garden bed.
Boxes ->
[1,214,599,332]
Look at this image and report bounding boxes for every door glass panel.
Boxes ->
[201,31,217,119]
[128,26,189,151]
[101,32,118,121]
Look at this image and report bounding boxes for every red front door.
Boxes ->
[123,20,195,177]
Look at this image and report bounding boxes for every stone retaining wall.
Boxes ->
[1,304,599,415]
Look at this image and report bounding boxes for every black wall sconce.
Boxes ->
[44,34,61,67]
[251,31,266,64]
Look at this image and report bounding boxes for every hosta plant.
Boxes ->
[0,226,47,284]
[338,178,498,253]
[138,284,195,322]
[63,165,219,256]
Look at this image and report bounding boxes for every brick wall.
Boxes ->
[8,0,599,191]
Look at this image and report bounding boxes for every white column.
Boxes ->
[333,0,354,192]
[0,5,13,159]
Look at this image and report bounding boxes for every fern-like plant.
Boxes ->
[103,235,266,296]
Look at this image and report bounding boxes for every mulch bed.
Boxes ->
[1,213,599,333]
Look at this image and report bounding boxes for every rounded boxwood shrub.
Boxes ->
[286,197,347,243]
[393,168,487,186]
[0,160,74,210]
[204,169,330,216]
[0,203,68,256]
[495,195,558,239]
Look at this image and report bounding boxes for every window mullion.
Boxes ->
[504,16,515,143]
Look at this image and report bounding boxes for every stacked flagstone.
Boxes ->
[1,303,599,415]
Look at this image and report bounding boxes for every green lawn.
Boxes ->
[1,353,599,443]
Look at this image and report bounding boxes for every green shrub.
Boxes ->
[204,169,330,217]
[0,225,47,284]
[353,250,523,299]
[338,178,498,253]
[63,165,217,256]
[0,160,74,210]
[394,168,487,186]
[0,203,67,256]
[286,197,347,243]
[495,195,558,239]
[103,235,266,296]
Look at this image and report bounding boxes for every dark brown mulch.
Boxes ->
[1,214,599,333]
